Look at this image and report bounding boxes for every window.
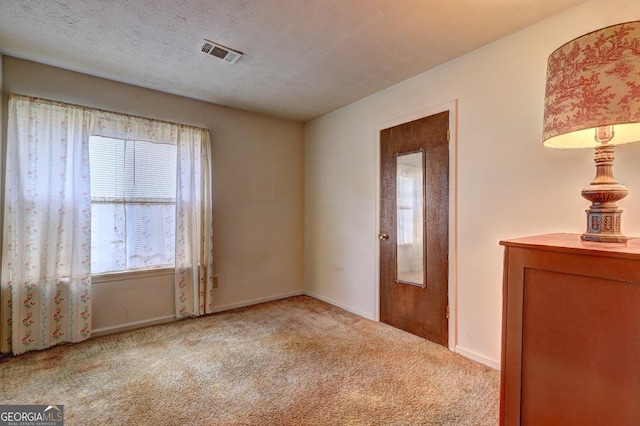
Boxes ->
[397,175,416,245]
[89,136,177,274]
[4,93,215,348]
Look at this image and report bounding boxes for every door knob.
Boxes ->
[378,233,389,240]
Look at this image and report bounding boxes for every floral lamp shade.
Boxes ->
[543,21,640,148]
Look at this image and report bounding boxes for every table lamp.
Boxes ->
[543,20,640,243]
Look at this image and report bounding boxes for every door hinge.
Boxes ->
[447,129,451,142]
[446,306,450,319]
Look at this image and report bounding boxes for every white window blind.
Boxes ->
[89,136,177,274]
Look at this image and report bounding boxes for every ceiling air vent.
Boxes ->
[201,39,243,64]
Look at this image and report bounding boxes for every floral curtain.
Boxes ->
[175,127,214,317]
[1,94,214,355]
[1,95,92,355]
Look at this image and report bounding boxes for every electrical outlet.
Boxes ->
[212,276,219,288]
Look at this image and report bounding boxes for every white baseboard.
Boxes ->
[92,291,306,336]
[210,290,305,314]
[455,345,500,370]
[92,315,176,337]
[304,291,375,321]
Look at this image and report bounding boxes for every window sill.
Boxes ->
[92,267,174,284]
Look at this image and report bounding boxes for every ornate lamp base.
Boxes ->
[580,143,628,243]
[581,207,627,243]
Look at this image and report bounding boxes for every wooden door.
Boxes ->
[379,111,449,346]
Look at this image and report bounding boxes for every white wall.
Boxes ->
[1,57,305,334]
[304,0,640,368]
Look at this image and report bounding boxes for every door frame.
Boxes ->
[375,100,458,351]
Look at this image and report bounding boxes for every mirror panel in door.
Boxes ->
[396,151,425,287]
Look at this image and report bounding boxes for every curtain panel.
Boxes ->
[1,96,92,355]
[175,128,215,317]
[1,94,214,356]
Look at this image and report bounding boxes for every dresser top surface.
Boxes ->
[500,233,640,258]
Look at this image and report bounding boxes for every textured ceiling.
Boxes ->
[0,0,589,122]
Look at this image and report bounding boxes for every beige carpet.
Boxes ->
[0,296,499,425]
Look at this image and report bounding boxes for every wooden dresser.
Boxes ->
[499,233,640,425]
